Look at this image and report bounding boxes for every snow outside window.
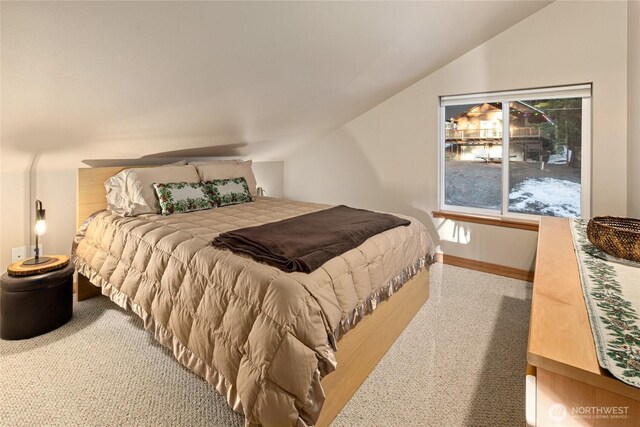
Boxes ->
[439,84,591,220]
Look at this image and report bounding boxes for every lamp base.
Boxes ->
[22,256,52,266]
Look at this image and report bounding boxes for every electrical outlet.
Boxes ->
[11,246,27,263]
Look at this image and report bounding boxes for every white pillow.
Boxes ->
[105,163,200,216]
[191,159,257,197]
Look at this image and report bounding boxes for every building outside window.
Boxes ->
[439,84,591,219]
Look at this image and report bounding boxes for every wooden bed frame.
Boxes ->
[528,218,640,426]
[76,166,430,426]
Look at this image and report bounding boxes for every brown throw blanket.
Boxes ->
[213,205,411,272]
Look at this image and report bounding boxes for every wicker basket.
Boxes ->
[587,216,640,262]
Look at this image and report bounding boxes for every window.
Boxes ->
[439,84,591,219]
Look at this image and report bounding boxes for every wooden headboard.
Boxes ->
[76,166,146,229]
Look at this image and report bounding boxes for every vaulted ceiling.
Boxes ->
[1,1,551,160]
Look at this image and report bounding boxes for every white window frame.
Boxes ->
[438,84,592,220]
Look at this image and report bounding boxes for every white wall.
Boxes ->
[284,1,628,271]
[629,0,640,217]
[252,161,284,198]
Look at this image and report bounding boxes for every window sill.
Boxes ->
[432,210,539,231]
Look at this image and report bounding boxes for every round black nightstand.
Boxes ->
[0,262,74,340]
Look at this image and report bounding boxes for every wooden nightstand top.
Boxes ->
[7,255,70,277]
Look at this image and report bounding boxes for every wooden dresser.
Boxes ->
[527,217,640,426]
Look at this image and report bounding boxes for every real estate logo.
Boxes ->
[549,403,568,422]
[548,402,630,422]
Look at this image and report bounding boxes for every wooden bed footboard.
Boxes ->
[77,273,101,301]
[317,267,429,426]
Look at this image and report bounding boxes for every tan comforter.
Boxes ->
[72,197,435,426]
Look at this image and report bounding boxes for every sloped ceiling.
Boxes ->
[1,1,551,160]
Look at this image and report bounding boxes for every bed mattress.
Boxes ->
[72,197,435,426]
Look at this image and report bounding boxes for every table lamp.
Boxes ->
[23,200,51,265]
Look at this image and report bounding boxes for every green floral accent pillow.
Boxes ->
[204,177,253,207]
[152,182,215,215]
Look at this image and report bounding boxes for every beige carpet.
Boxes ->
[0,264,531,426]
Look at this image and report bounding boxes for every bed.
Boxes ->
[73,165,435,427]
